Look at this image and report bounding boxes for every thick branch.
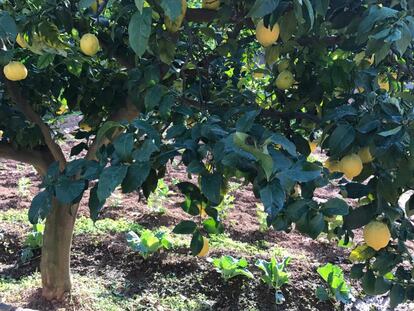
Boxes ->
[2,76,67,169]
[186,8,218,23]
[0,143,54,176]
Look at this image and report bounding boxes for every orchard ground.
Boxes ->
[0,117,413,311]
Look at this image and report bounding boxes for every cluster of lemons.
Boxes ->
[322,147,373,180]
[3,32,100,82]
[255,20,295,90]
[363,220,391,251]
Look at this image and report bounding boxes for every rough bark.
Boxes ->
[40,199,79,301]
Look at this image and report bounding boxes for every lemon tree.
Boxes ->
[0,0,413,306]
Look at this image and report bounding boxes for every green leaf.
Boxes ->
[259,179,285,220]
[358,6,398,33]
[29,190,52,224]
[395,21,412,56]
[248,0,280,18]
[328,124,355,156]
[88,185,105,221]
[173,220,197,234]
[37,53,55,69]
[267,133,297,156]
[128,8,152,57]
[203,218,224,234]
[314,0,329,16]
[134,0,145,12]
[390,284,405,308]
[302,0,314,30]
[201,173,223,205]
[121,162,151,193]
[55,179,85,204]
[374,42,391,65]
[96,121,123,145]
[374,276,391,295]
[97,165,128,201]
[316,286,329,301]
[79,0,95,9]
[133,140,159,162]
[113,133,134,160]
[362,270,376,295]
[279,10,297,42]
[286,199,310,221]
[0,11,17,40]
[190,230,204,255]
[343,204,377,230]
[145,85,165,110]
[321,198,349,216]
[160,0,183,21]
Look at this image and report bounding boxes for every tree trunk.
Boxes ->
[40,199,79,300]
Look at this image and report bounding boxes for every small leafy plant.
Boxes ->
[316,263,352,304]
[21,223,44,262]
[210,255,254,281]
[147,179,171,214]
[256,257,291,305]
[256,203,269,232]
[126,229,172,259]
[17,177,31,198]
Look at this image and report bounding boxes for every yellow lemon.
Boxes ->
[91,0,105,13]
[309,141,318,153]
[256,20,280,47]
[0,130,3,139]
[277,59,290,72]
[202,0,220,10]
[79,122,92,132]
[80,33,100,56]
[340,154,363,180]
[197,237,209,257]
[324,159,341,173]
[3,61,28,81]
[363,221,391,251]
[358,147,373,164]
[165,0,187,33]
[253,71,265,79]
[275,70,294,90]
[377,74,389,91]
[16,33,28,48]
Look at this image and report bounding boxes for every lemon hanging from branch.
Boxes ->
[363,221,391,251]
[80,33,100,56]
[197,237,209,257]
[339,154,363,180]
[3,61,28,81]
[275,70,294,90]
[256,20,280,47]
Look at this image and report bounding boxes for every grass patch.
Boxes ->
[74,217,143,235]
[209,233,292,258]
[0,209,28,223]
[0,273,213,311]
